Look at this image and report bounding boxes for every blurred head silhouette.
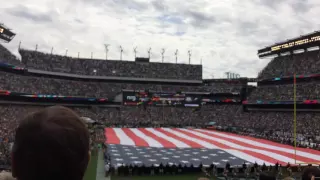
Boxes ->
[11,106,90,180]
[0,171,15,180]
[302,166,320,180]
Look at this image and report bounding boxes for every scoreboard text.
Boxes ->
[258,31,320,57]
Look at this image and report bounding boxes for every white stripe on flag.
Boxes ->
[161,128,218,149]
[181,129,297,164]
[145,128,190,148]
[196,129,320,161]
[113,128,135,146]
[130,128,163,147]
[225,149,273,166]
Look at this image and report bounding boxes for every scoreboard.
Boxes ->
[152,92,185,106]
[0,24,16,42]
[122,90,241,107]
[123,91,150,106]
[123,91,200,107]
[258,31,320,58]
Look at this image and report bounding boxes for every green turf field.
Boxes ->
[84,150,98,180]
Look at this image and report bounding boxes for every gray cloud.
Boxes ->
[74,18,84,24]
[90,0,149,11]
[291,0,310,13]
[185,10,216,28]
[257,0,279,9]
[0,0,319,78]
[259,0,310,13]
[152,0,168,11]
[115,0,149,11]
[5,5,53,23]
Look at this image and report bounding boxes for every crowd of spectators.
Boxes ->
[0,45,243,97]
[1,105,318,180]
[1,103,319,167]
[116,105,241,127]
[0,46,203,80]
[0,45,20,66]
[103,160,301,180]
[116,106,320,149]
[106,160,284,179]
[0,71,242,97]
[105,105,320,150]
[0,105,38,170]
[2,42,320,178]
[258,50,320,79]
[18,49,202,80]
[248,81,320,101]
[220,111,320,149]
[0,104,297,140]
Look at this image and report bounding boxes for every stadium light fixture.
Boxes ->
[161,48,165,63]
[174,49,178,63]
[188,50,192,64]
[148,47,152,59]
[225,72,240,79]
[133,46,137,58]
[120,46,124,61]
[104,44,110,60]
[225,72,230,79]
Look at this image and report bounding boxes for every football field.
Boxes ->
[84,150,98,180]
[83,149,208,180]
[83,149,300,180]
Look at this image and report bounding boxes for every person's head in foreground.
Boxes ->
[302,166,320,180]
[0,171,16,180]
[11,106,90,180]
[259,173,276,180]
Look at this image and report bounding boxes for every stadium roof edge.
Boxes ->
[0,23,11,30]
[203,77,254,81]
[260,30,319,49]
[27,68,203,84]
[19,48,202,66]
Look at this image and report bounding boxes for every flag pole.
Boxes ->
[294,73,297,165]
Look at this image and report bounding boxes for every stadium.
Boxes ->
[1,10,320,180]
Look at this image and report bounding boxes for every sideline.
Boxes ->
[96,149,110,180]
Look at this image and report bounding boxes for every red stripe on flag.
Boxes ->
[193,129,316,164]
[240,150,284,164]
[138,128,176,148]
[212,130,320,156]
[173,128,230,148]
[173,129,284,165]
[105,128,120,144]
[155,128,204,148]
[122,128,149,147]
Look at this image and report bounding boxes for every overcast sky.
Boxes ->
[1,0,319,78]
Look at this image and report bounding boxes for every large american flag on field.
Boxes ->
[105,128,320,167]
